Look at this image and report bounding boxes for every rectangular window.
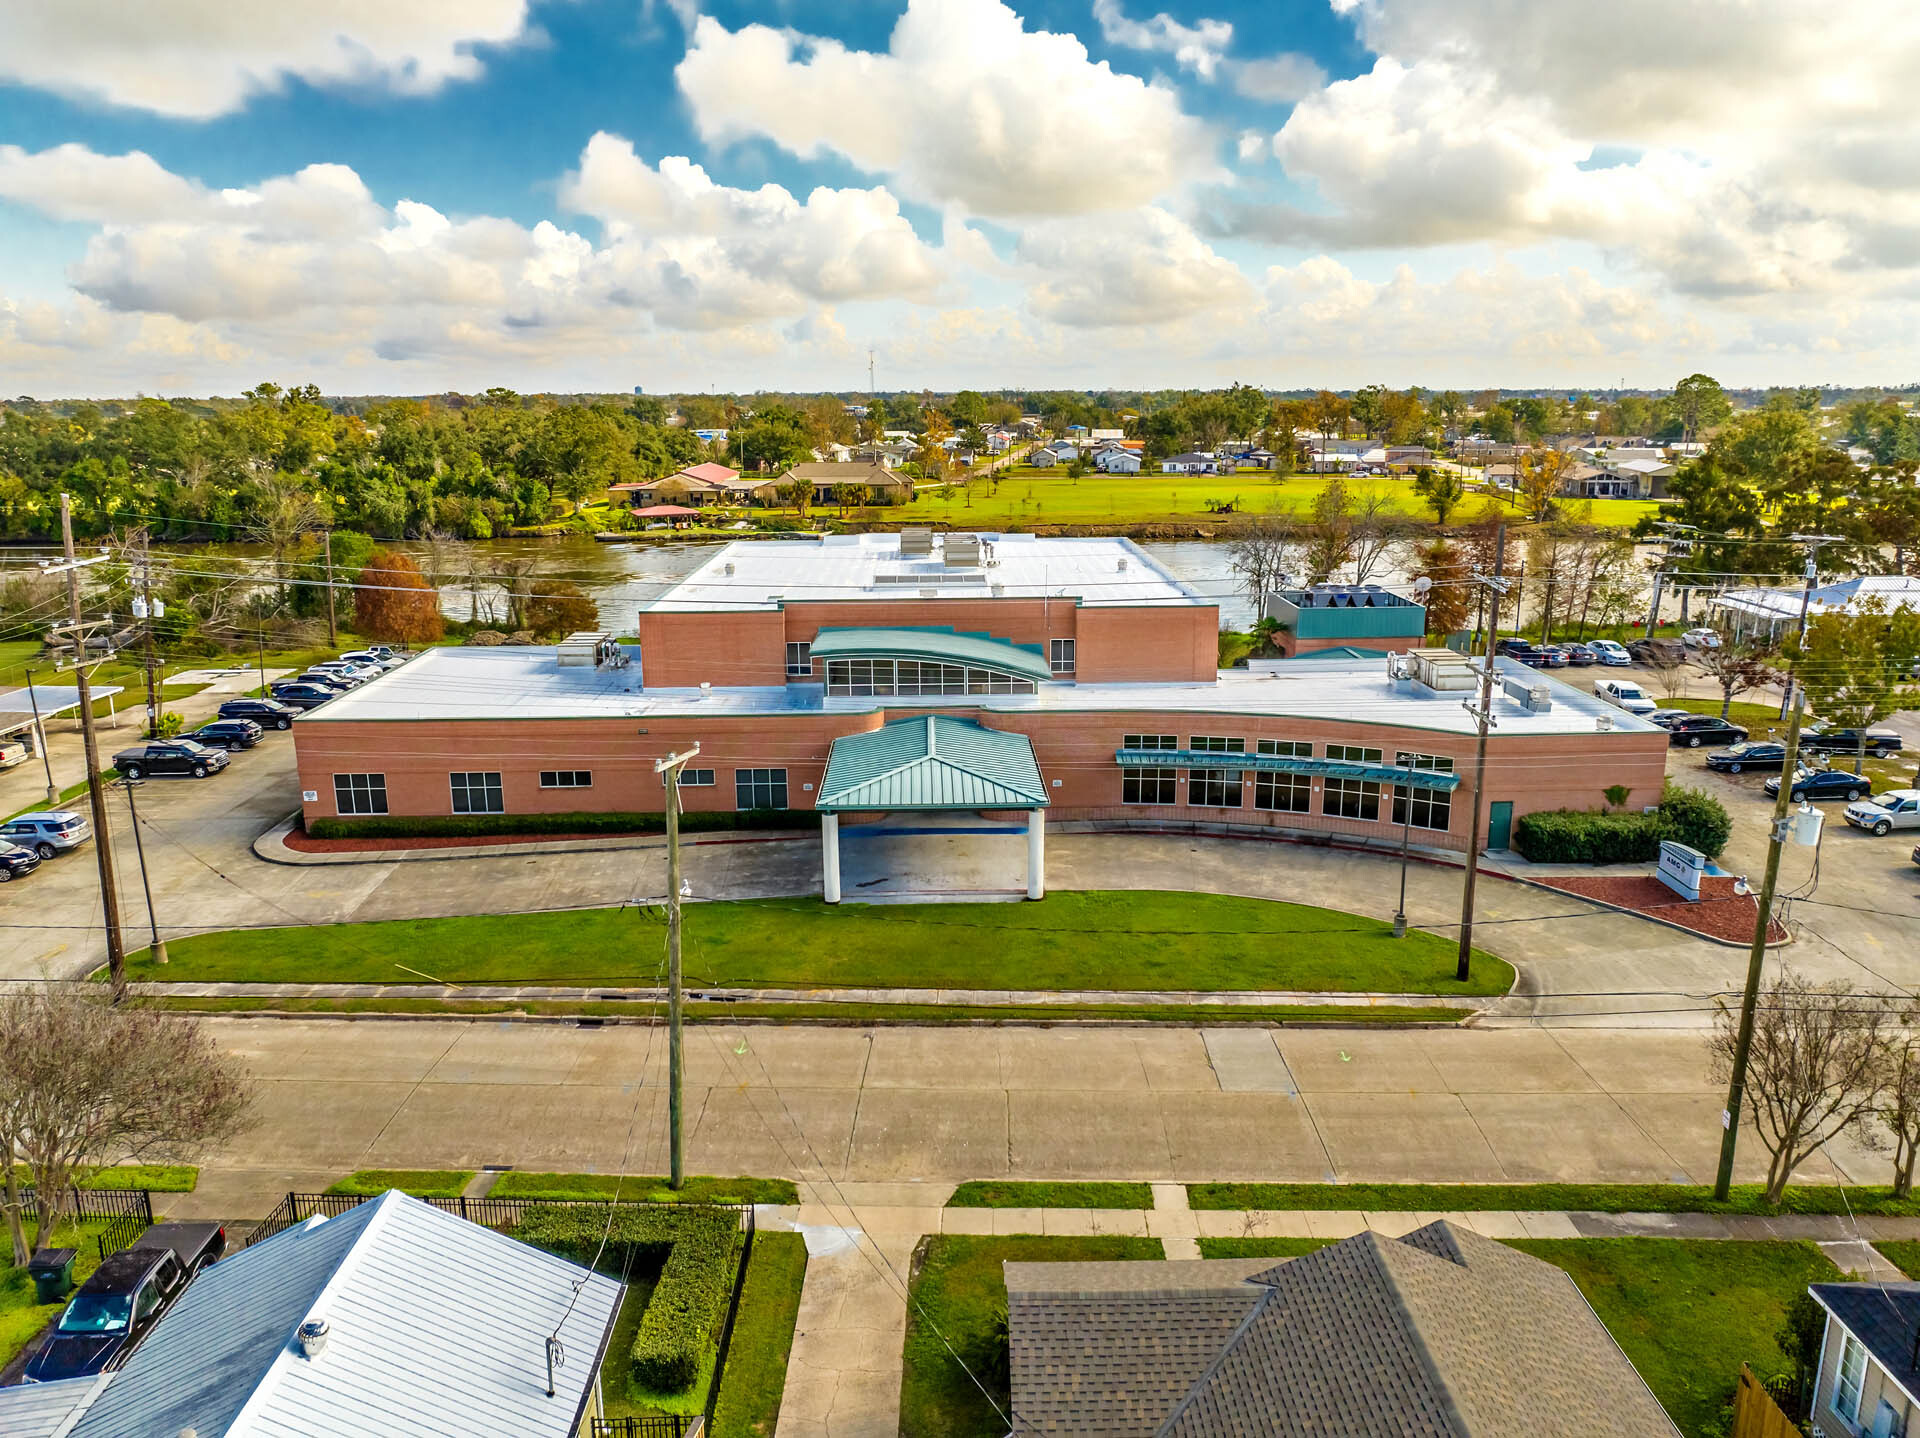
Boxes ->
[786,641,813,677]
[735,768,788,810]
[1050,638,1076,674]
[1326,743,1383,764]
[539,770,592,789]
[332,773,387,816]
[1122,734,1178,752]
[1254,772,1311,813]
[1121,767,1178,805]
[1836,1334,1867,1420]
[680,769,715,787]
[1391,752,1455,832]
[1189,736,1246,753]
[1323,777,1380,821]
[450,771,503,815]
[1256,739,1312,757]
[1189,769,1244,807]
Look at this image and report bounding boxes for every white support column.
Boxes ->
[821,812,842,904]
[1026,808,1046,900]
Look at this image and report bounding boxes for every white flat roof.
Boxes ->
[303,646,1654,739]
[643,532,1205,611]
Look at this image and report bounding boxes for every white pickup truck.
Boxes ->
[0,738,29,771]
[1593,678,1657,716]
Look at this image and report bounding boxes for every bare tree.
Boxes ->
[1696,632,1781,720]
[1645,646,1692,701]
[1883,1027,1920,1198]
[248,474,327,604]
[1347,484,1409,584]
[0,988,254,1263]
[1709,970,1895,1205]
[1225,512,1293,619]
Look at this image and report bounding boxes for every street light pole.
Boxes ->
[1455,532,1508,984]
[24,669,58,805]
[120,778,167,966]
[1392,808,1413,939]
[653,742,702,1191]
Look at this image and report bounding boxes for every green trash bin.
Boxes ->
[28,1247,76,1304]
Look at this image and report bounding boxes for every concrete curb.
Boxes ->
[249,815,817,867]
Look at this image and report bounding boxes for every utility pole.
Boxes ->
[1455,533,1509,983]
[120,778,167,966]
[1643,521,1697,637]
[1778,532,1847,719]
[51,494,129,1001]
[130,529,162,737]
[24,669,58,804]
[257,631,267,696]
[323,530,338,647]
[653,743,701,1191]
[1714,691,1808,1200]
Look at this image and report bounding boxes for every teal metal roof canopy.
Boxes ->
[809,627,1055,684]
[1114,746,1461,792]
[820,716,1050,811]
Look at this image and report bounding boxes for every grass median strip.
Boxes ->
[123,891,1511,996]
[490,1172,798,1205]
[325,1169,475,1199]
[79,1164,198,1192]
[1186,1180,1920,1215]
[947,1181,1153,1209]
[141,995,1472,1025]
[710,1231,809,1438]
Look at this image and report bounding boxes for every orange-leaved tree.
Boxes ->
[353,548,444,644]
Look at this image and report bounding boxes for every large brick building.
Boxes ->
[291,532,1667,898]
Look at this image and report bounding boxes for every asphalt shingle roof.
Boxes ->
[1811,1282,1920,1411]
[1007,1222,1680,1437]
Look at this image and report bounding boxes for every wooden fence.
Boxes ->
[1731,1364,1801,1438]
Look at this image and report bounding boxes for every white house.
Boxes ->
[1159,451,1217,474]
[1089,428,1126,442]
[1806,1281,1920,1438]
[1096,449,1142,473]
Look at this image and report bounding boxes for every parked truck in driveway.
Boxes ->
[21,1221,225,1384]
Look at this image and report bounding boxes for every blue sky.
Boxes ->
[0,0,1912,395]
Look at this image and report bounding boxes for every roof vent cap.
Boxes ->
[298,1318,329,1359]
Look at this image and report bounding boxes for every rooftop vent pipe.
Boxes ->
[298,1318,328,1359]
[699,681,711,699]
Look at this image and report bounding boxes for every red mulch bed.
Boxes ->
[283,829,641,853]
[1539,872,1787,944]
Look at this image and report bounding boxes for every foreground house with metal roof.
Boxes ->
[0,1189,622,1438]
[288,532,1667,899]
[1005,1221,1679,1436]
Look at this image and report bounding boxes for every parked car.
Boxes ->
[181,718,262,752]
[113,740,230,780]
[0,810,91,858]
[1681,628,1724,650]
[338,648,403,671]
[1537,645,1571,668]
[1845,791,1920,835]
[1706,741,1790,774]
[1495,639,1551,668]
[1766,769,1873,802]
[1594,678,1658,715]
[310,660,381,683]
[1587,639,1632,666]
[1627,637,1686,664]
[290,670,358,691]
[217,696,299,730]
[1667,714,1749,748]
[1560,643,1597,666]
[0,841,41,881]
[1912,843,1920,869]
[266,682,337,710]
[1645,708,1692,729]
[1800,725,1905,757]
[22,1222,224,1384]
[0,737,29,771]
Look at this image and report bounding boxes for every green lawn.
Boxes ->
[1193,1237,1330,1259]
[710,1232,809,1438]
[947,1181,1152,1209]
[1877,1240,1920,1277]
[1186,1181,1920,1215]
[1,1219,111,1370]
[1658,697,1799,730]
[1509,1239,1837,1438]
[900,1235,1165,1438]
[79,1164,198,1192]
[124,891,1512,997]
[324,1169,475,1198]
[490,1173,798,1205]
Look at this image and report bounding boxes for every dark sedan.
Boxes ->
[1667,715,1749,748]
[1766,769,1873,802]
[1628,637,1686,663]
[266,682,337,710]
[1706,741,1790,774]
[1560,643,1598,666]
[182,718,263,752]
[112,740,230,780]
[217,697,298,730]
[0,842,41,882]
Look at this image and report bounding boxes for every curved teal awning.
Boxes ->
[809,627,1054,684]
[820,716,1050,811]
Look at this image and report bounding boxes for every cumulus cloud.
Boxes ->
[1090,0,1231,78]
[1018,208,1250,325]
[0,1,538,118]
[673,0,1218,217]
[1228,52,1326,103]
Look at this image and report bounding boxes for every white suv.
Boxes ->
[1594,678,1657,715]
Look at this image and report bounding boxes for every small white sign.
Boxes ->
[1655,839,1706,903]
[301,790,318,802]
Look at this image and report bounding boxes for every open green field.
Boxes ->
[124,891,1512,997]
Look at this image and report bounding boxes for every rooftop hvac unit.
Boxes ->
[1501,675,1553,713]
[944,533,982,567]
[899,528,933,557]
[557,632,611,667]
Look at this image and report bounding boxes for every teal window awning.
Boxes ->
[1115,747,1461,792]
[809,627,1054,685]
[821,716,1050,811]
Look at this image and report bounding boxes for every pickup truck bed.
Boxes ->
[130,1220,226,1272]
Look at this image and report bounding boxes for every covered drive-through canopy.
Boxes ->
[0,683,126,743]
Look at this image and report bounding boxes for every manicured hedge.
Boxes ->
[512,1203,742,1395]
[1512,782,1732,864]
[306,809,819,841]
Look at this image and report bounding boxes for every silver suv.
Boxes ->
[0,810,92,859]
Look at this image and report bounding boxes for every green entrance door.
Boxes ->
[1487,801,1513,851]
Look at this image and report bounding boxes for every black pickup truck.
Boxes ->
[23,1221,225,1384]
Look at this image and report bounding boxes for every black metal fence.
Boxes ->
[14,1185,155,1260]
[590,1417,700,1438]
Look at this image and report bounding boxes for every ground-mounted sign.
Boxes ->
[1655,839,1706,902]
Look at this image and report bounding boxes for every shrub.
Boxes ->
[1511,783,1733,863]
[305,809,820,841]
[512,1203,741,1395]
[1660,781,1732,858]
